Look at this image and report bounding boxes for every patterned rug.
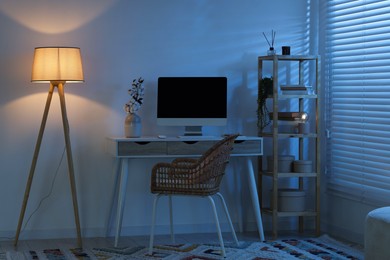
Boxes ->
[5,235,364,259]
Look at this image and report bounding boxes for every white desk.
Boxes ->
[106,136,264,246]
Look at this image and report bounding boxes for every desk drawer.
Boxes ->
[117,141,166,156]
[167,141,216,155]
[232,140,262,155]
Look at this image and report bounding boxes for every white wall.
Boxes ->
[0,0,310,241]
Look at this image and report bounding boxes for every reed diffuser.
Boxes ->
[263,30,276,55]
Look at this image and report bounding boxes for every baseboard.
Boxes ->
[112,222,252,238]
[1,228,85,242]
[4,218,322,242]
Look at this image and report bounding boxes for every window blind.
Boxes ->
[324,0,390,206]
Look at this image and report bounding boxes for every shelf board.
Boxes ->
[262,208,318,217]
[261,171,318,177]
[258,55,319,61]
[261,133,317,138]
[267,95,318,99]
[278,94,317,99]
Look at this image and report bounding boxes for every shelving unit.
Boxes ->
[258,55,320,239]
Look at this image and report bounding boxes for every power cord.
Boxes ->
[0,146,66,241]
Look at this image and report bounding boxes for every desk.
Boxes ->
[106,136,264,246]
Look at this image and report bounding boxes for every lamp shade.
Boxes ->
[31,47,84,83]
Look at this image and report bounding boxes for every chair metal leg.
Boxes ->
[216,192,239,246]
[207,196,226,257]
[149,194,161,255]
[149,193,235,257]
[168,195,175,244]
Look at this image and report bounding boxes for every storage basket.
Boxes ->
[293,160,312,173]
[278,189,306,212]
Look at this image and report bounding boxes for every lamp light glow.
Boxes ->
[31,47,84,83]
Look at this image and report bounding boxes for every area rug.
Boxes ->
[5,235,364,260]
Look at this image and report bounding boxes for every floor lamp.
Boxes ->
[14,47,84,248]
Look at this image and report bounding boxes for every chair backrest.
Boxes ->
[193,134,239,192]
[150,134,239,196]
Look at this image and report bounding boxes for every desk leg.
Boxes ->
[234,160,244,233]
[246,158,265,241]
[106,159,122,237]
[114,158,129,247]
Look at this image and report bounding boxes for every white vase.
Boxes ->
[124,113,142,138]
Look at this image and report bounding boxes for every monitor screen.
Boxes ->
[157,77,227,136]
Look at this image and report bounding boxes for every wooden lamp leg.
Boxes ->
[14,83,55,247]
[14,82,82,248]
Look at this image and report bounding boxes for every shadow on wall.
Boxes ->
[220,52,259,136]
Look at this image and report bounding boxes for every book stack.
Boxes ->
[269,112,306,121]
[280,85,313,95]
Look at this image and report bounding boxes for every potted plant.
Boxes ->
[124,77,144,137]
[257,77,273,131]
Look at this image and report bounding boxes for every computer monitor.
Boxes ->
[157,77,227,136]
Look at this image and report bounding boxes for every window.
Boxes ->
[323,0,390,206]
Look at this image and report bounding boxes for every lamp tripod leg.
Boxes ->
[14,84,55,247]
[57,83,82,248]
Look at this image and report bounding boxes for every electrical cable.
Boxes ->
[0,146,66,241]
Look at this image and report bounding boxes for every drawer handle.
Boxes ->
[234,140,245,144]
[183,141,198,144]
[135,142,151,145]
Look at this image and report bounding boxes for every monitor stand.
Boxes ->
[183,126,202,136]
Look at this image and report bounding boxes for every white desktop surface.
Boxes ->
[106,135,264,246]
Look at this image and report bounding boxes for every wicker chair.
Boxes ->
[148,134,240,257]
